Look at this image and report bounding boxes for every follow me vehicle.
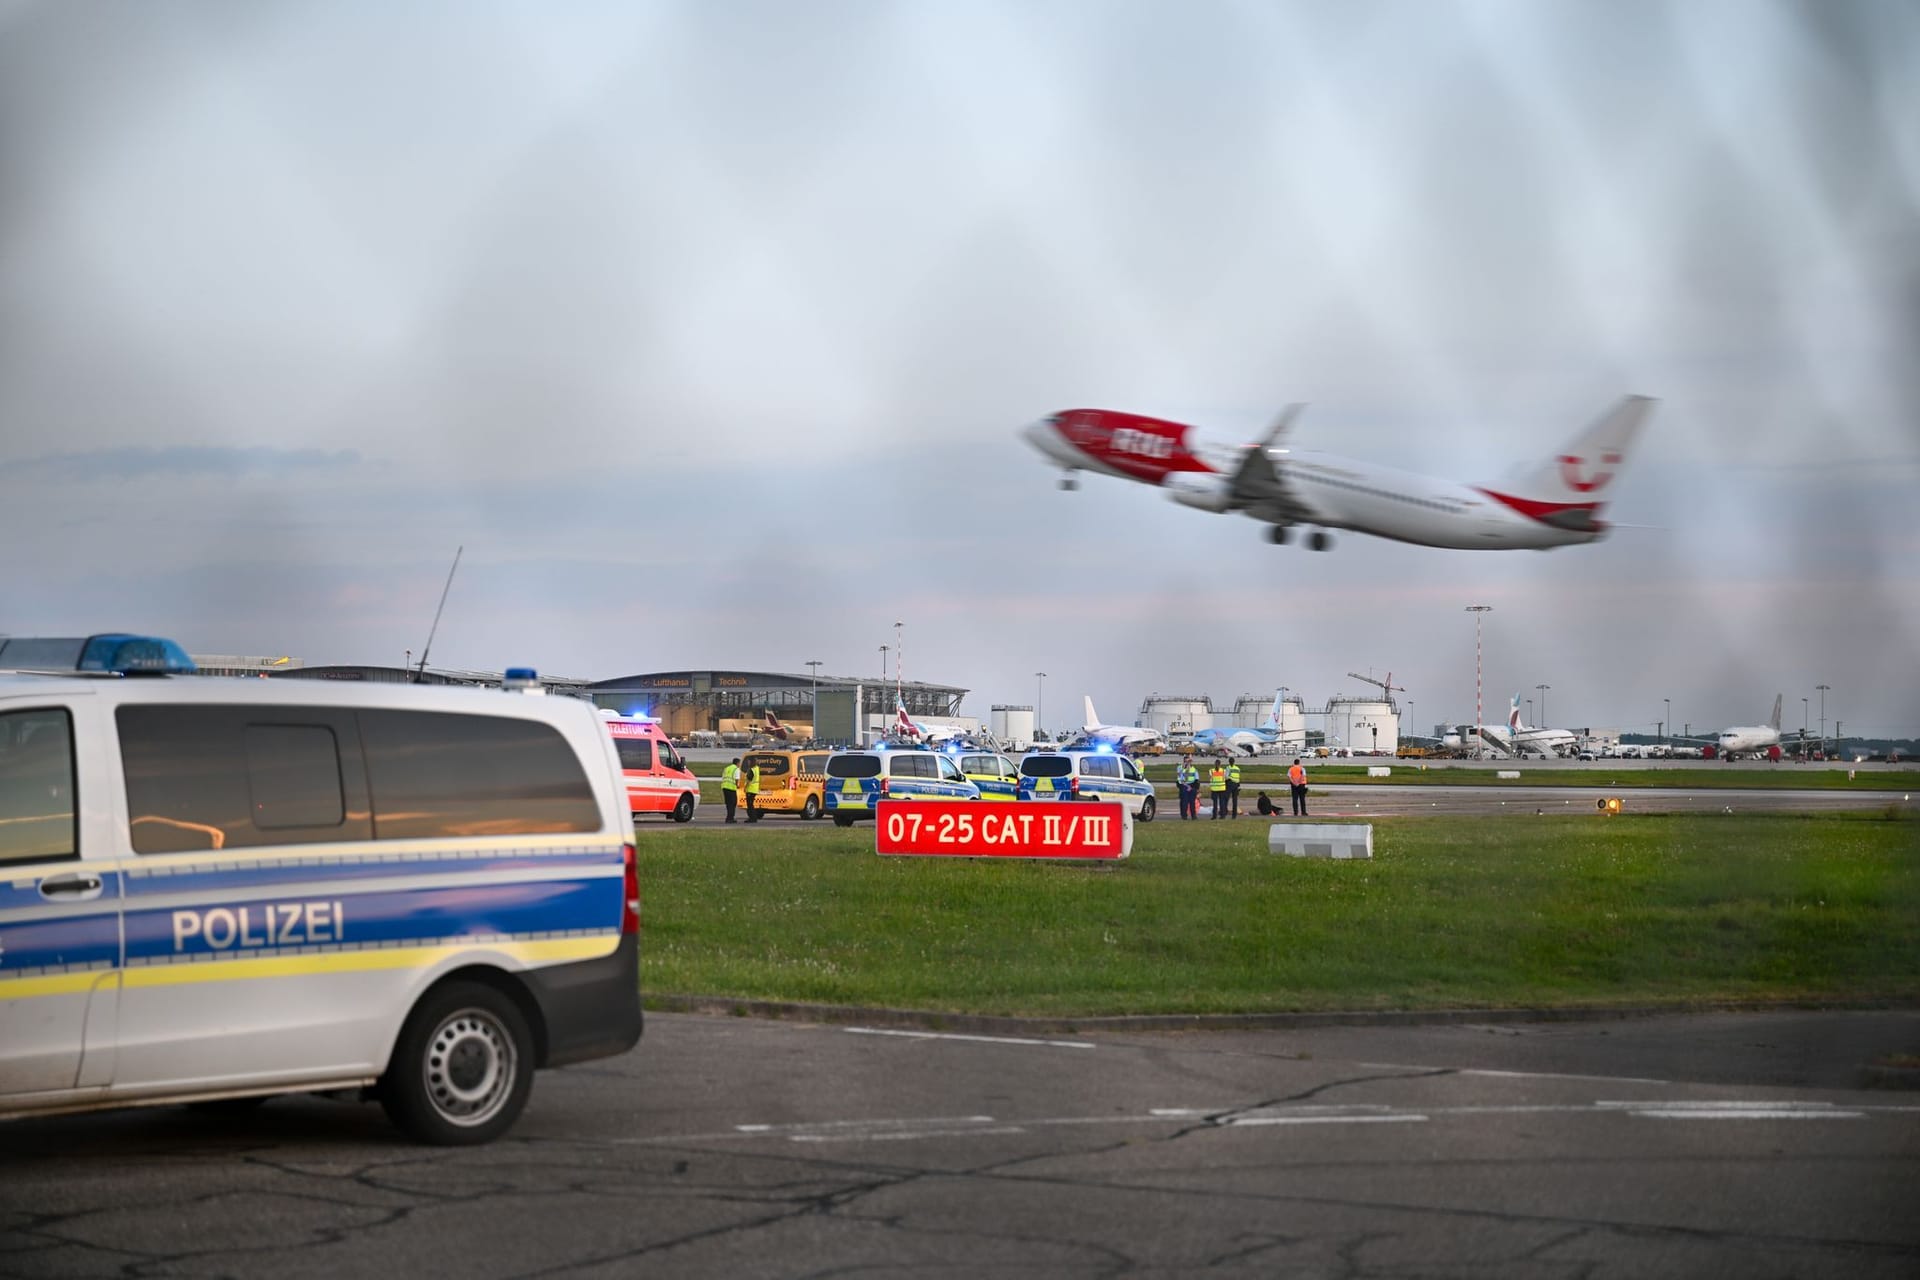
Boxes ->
[823,745,981,826]
[0,635,641,1145]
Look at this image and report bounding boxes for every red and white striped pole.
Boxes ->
[1466,605,1492,754]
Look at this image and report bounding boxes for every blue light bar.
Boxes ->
[75,634,197,675]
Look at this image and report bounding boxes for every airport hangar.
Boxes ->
[585,670,968,744]
[261,662,966,745]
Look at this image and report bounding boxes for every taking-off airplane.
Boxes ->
[1022,396,1656,551]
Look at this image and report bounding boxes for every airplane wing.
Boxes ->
[1225,403,1314,524]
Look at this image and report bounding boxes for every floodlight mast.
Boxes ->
[1465,605,1492,756]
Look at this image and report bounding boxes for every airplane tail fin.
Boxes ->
[1083,696,1100,732]
[1265,690,1284,730]
[1509,695,1523,732]
[1768,694,1782,731]
[1506,395,1656,506]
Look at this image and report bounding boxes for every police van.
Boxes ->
[0,635,642,1145]
[1017,748,1159,821]
[952,748,1020,800]
[822,744,981,826]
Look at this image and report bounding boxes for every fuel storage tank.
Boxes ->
[1324,697,1399,755]
[989,704,1036,751]
[1138,695,1213,736]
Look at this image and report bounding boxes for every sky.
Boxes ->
[3,0,1916,741]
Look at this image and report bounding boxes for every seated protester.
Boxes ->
[1255,791,1274,815]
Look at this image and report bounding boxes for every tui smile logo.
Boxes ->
[1558,451,1623,493]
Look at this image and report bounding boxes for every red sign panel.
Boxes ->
[874,800,1132,860]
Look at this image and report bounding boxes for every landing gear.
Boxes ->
[1308,529,1332,551]
[1059,472,1079,491]
[1267,525,1292,545]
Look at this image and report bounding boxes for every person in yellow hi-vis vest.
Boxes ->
[745,760,763,823]
[1226,760,1243,818]
[1208,762,1228,820]
[721,758,741,824]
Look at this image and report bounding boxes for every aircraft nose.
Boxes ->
[1020,416,1063,458]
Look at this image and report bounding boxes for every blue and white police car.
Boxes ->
[0,634,642,1145]
[1016,746,1159,821]
[822,744,981,826]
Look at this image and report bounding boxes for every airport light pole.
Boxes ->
[894,620,904,712]
[805,659,821,737]
[1816,683,1829,748]
[1664,698,1670,745]
[1466,605,1492,757]
[1536,683,1549,727]
[1802,698,1809,740]
[1035,672,1046,740]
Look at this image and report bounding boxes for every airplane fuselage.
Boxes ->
[1023,406,1635,551]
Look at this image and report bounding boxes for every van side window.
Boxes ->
[657,738,686,772]
[119,706,371,854]
[0,708,77,865]
[1082,756,1120,779]
[1120,757,1143,782]
[361,710,599,839]
[615,738,654,771]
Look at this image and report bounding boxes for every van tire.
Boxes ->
[671,794,695,823]
[1138,796,1156,822]
[802,795,821,821]
[380,981,534,1146]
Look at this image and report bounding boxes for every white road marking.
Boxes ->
[1358,1061,1669,1085]
[1232,1114,1429,1126]
[846,1027,1095,1049]
[1596,1100,1865,1120]
[735,1115,996,1135]
[791,1125,1030,1143]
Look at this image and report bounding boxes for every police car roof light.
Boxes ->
[75,634,198,676]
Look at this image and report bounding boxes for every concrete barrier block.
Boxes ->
[1269,823,1373,859]
[1496,770,1521,780]
[1367,766,1391,778]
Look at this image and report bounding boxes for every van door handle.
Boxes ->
[39,873,104,901]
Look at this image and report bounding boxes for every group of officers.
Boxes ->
[1173,757,1311,819]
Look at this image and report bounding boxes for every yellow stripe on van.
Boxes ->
[114,935,618,991]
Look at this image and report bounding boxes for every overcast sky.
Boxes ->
[4,0,1916,739]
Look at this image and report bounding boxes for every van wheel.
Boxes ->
[1138,796,1156,823]
[671,794,695,823]
[802,795,821,821]
[832,814,854,828]
[380,982,533,1146]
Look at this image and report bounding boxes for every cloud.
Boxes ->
[0,445,362,482]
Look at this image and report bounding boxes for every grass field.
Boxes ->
[638,811,1919,1016]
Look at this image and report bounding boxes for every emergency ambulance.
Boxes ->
[822,745,981,826]
[1017,748,1158,821]
[601,711,699,823]
[0,635,642,1145]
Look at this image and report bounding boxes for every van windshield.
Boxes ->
[826,754,882,779]
[745,753,789,777]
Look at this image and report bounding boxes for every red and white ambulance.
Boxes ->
[602,712,700,823]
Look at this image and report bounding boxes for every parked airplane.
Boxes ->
[1506,695,1579,758]
[1189,690,1291,755]
[893,703,969,745]
[1071,697,1167,751]
[1021,395,1656,551]
[1680,695,1800,762]
[759,710,790,741]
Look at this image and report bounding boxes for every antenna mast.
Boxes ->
[414,545,463,684]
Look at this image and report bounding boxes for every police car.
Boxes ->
[822,744,981,826]
[951,747,1020,800]
[1016,747,1158,821]
[0,635,641,1145]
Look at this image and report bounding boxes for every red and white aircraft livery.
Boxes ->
[1021,396,1656,551]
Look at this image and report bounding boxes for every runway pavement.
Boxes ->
[5,1010,1915,1277]
[665,783,1911,827]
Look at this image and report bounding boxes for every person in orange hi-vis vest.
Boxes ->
[1288,757,1309,816]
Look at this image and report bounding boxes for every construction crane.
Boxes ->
[1346,671,1405,707]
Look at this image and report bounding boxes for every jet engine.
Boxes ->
[1161,473,1233,513]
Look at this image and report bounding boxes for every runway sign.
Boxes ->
[875,800,1132,859]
